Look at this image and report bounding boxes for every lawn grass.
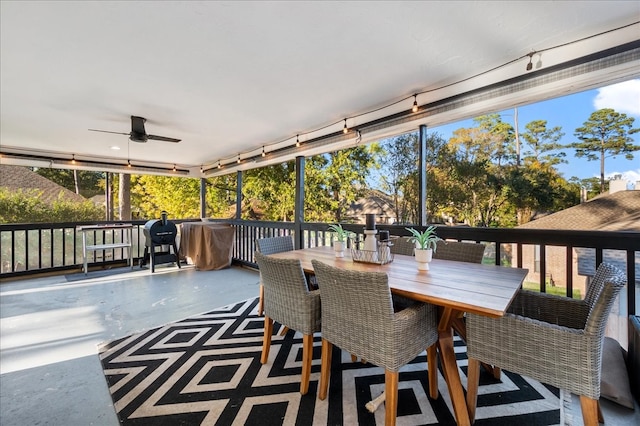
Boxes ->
[522,281,582,299]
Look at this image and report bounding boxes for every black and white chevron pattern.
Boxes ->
[99,298,569,425]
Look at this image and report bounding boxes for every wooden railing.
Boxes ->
[2,219,638,317]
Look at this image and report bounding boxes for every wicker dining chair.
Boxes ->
[432,240,485,263]
[312,259,439,426]
[255,251,321,395]
[465,262,626,426]
[389,236,415,256]
[255,236,294,316]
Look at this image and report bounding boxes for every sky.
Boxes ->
[429,78,640,186]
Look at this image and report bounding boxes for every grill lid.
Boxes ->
[144,212,177,245]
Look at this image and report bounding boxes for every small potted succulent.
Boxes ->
[327,223,354,257]
[405,226,441,270]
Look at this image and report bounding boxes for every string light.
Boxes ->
[296,135,300,147]
[261,146,266,157]
[127,160,132,168]
[173,164,176,172]
[209,25,625,168]
[218,160,222,169]
[526,52,535,71]
[71,154,76,165]
[237,154,241,164]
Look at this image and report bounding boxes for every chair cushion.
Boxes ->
[600,337,634,409]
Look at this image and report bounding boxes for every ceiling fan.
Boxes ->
[89,116,181,143]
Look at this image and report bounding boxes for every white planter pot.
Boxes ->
[415,248,432,270]
[334,240,345,257]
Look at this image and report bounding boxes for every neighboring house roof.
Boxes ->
[0,164,86,205]
[518,190,640,282]
[346,190,396,223]
[518,190,640,232]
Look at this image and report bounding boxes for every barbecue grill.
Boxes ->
[141,211,181,273]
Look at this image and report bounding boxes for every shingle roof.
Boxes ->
[518,190,640,232]
[346,190,396,221]
[0,164,86,205]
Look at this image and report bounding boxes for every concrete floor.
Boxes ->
[1,264,262,426]
[1,264,638,425]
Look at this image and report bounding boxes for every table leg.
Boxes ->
[437,307,470,426]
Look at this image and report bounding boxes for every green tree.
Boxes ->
[378,133,419,223]
[0,188,103,223]
[206,174,238,218]
[34,168,104,197]
[243,163,296,221]
[131,175,201,220]
[505,162,579,224]
[521,120,566,165]
[241,145,379,222]
[571,108,640,193]
[325,146,380,221]
[475,114,516,165]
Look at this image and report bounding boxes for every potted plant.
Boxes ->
[405,226,441,270]
[328,224,354,257]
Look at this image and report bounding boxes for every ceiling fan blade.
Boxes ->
[88,129,130,136]
[147,134,181,143]
[131,116,147,135]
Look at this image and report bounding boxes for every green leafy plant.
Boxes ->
[327,223,355,242]
[405,226,441,251]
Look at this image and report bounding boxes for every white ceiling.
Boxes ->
[1,1,639,177]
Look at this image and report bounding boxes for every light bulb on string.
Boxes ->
[71,154,76,165]
[526,52,534,71]
[218,161,222,169]
[262,146,266,157]
[412,94,418,113]
[296,135,300,147]
[237,155,241,164]
[343,119,348,134]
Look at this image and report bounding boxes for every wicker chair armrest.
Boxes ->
[467,312,602,398]
[389,301,438,369]
[508,289,589,329]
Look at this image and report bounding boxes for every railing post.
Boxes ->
[235,171,242,220]
[419,124,427,226]
[200,178,207,219]
[294,156,305,250]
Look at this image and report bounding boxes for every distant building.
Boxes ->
[517,178,639,344]
[0,164,86,204]
[345,190,397,225]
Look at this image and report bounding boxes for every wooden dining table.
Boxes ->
[268,245,528,426]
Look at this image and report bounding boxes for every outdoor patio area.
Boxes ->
[1,264,638,425]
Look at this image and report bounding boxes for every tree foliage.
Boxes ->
[0,188,103,223]
[571,108,640,193]
[131,175,201,220]
[34,168,104,197]
[521,119,566,165]
[243,163,297,221]
[242,145,380,222]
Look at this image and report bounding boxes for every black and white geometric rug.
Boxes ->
[98,298,571,425]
